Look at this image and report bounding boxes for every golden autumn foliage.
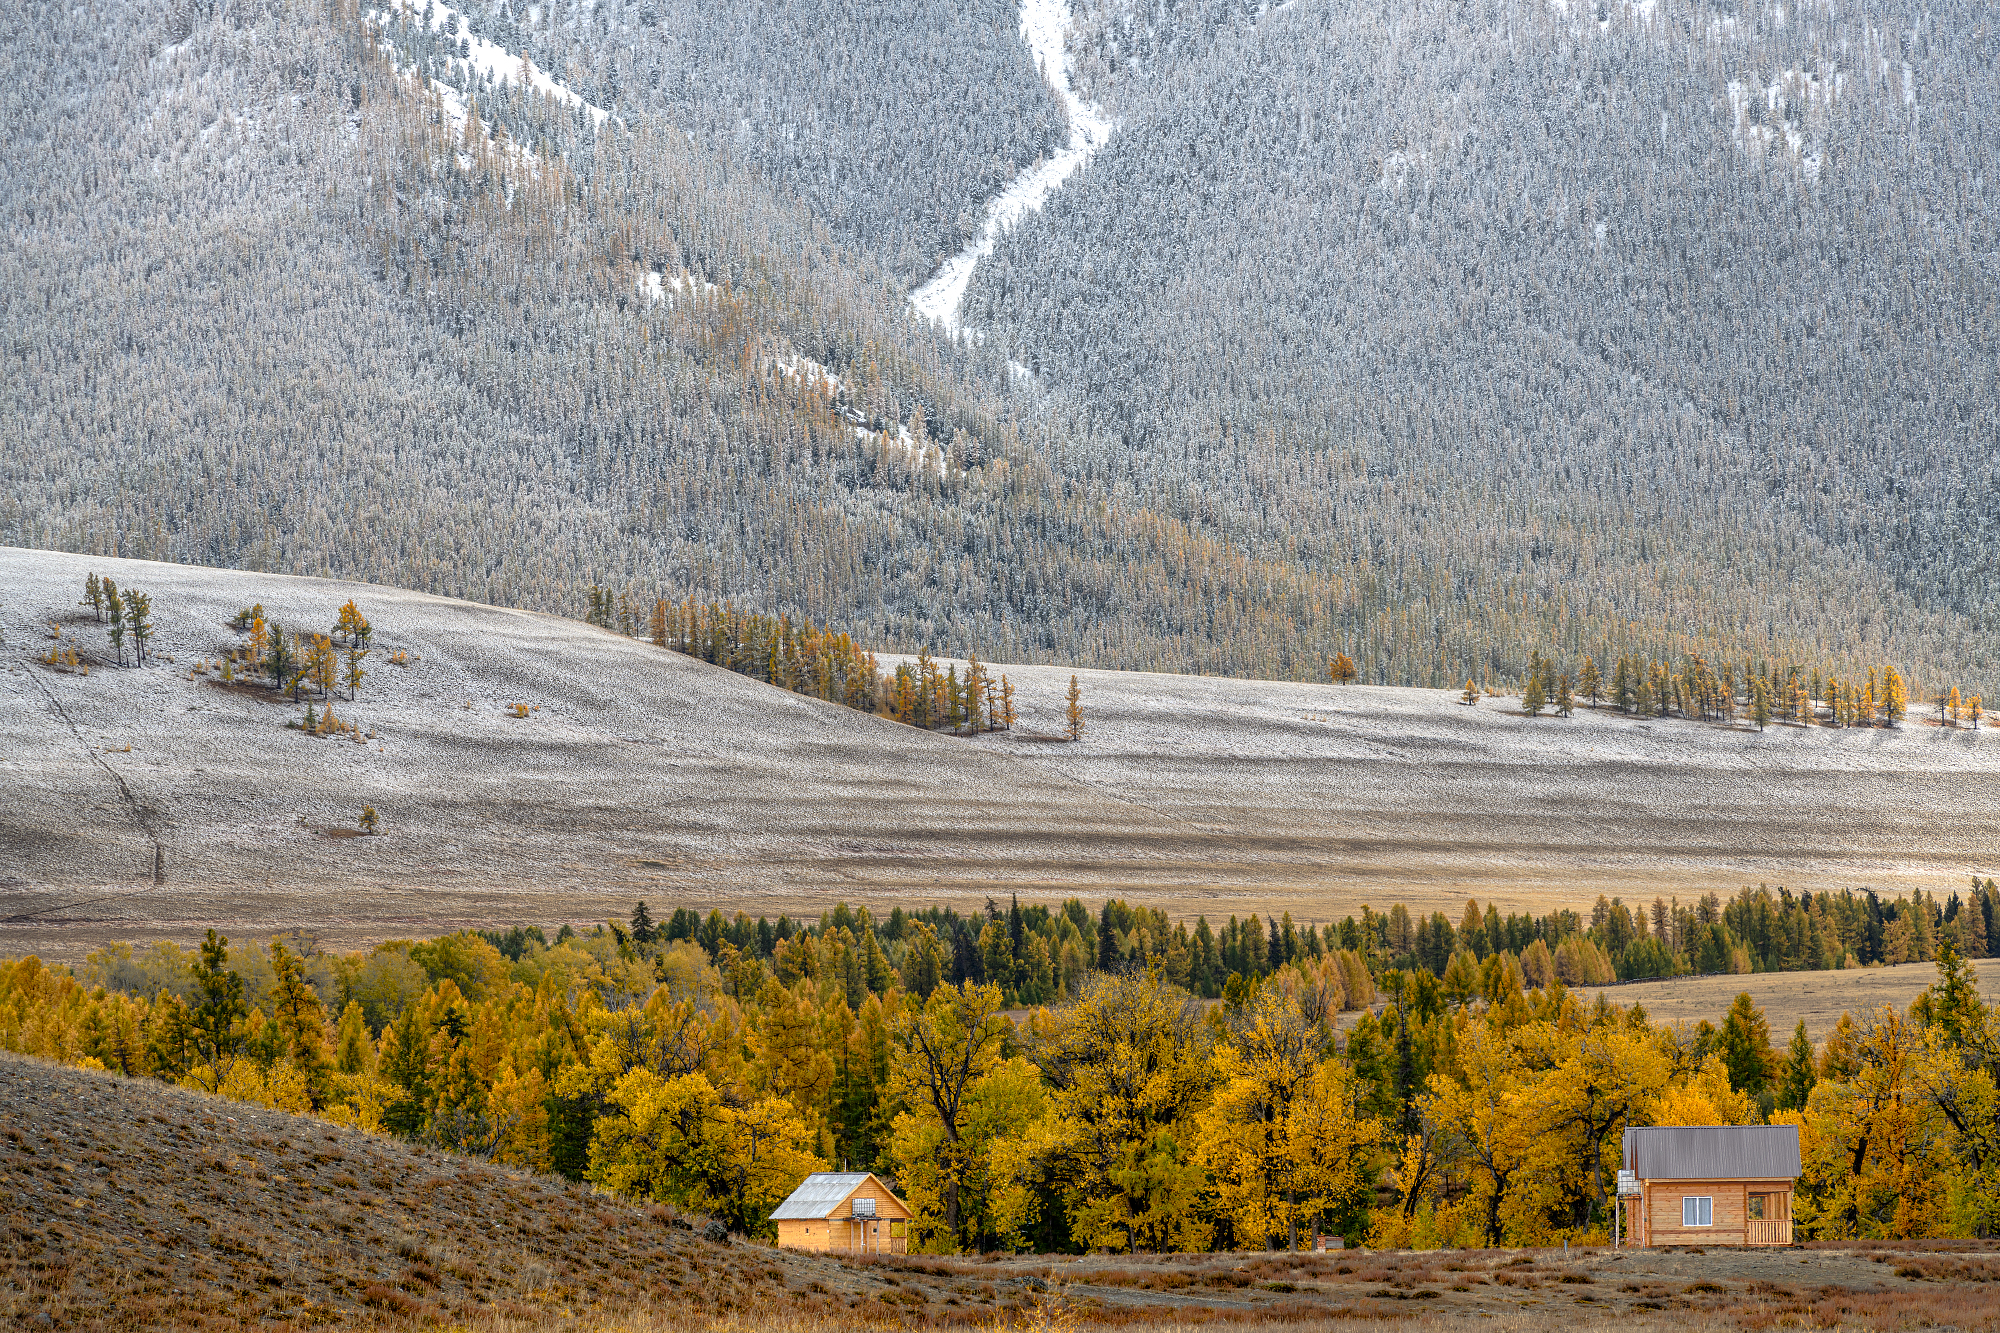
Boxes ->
[6,907,1999,1253]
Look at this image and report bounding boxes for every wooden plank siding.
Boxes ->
[1636,1179,1794,1247]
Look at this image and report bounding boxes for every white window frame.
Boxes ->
[1682,1196,1713,1227]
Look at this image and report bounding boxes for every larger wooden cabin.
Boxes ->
[770,1172,912,1254]
[1622,1124,1801,1247]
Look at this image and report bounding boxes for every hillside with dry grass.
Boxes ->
[7,548,1999,963]
[10,1055,2000,1332]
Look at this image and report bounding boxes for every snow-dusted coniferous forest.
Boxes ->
[1,0,1994,693]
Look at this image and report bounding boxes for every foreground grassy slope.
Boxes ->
[5,548,1998,960]
[0,1054,792,1329]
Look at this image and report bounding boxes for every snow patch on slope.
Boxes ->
[772,354,941,475]
[637,271,717,306]
[376,0,610,130]
[909,0,1113,335]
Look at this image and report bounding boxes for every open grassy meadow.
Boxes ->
[7,549,1997,961]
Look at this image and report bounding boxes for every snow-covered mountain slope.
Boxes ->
[963,0,2000,684]
[5,0,1999,706]
[8,551,1997,961]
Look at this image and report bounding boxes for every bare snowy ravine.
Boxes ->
[908,0,1113,335]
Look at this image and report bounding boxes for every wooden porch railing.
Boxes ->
[1746,1218,1792,1246]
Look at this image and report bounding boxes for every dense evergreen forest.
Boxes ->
[3,0,1996,696]
[7,883,1999,1252]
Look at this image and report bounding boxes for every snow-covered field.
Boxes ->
[909,0,1113,333]
[4,549,1997,960]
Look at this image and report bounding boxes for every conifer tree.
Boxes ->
[1751,678,1771,732]
[188,930,246,1089]
[82,572,103,621]
[359,806,379,834]
[334,599,371,646]
[1001,675,1016,729]
[1776,1020,1816,1111]
[265,621,294,693]
[268,937,332,1108]
[1521,672,1545,718]
[105,582,126,665]
[308,634,336,697]
[1555,673,1573,718]
[1461,678,1478,706]
[1329,651,1358,684]
[1883,668,1908,725]
[1578,656,1602,707]
[344,636,369,701]
[649,598,668,647]
[1065,674,1085,741]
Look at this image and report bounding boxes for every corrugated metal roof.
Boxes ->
[769,1172,874,1220]
[1622,1125,1801,1180]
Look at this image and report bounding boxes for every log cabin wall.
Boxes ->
[1638,1179,1794,1247]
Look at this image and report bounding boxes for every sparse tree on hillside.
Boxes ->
[1002,675,1016,729]
[1521,672,1545,718]
[124,590,153,664]
[1555,673,1574,718]
[1578,657,1602,707]
[1461,679,1478,706]
[344,635,369,700]
[1066,674,1085,741]
[264,620,291,689]
[82,573,103,621]
[1330,652,1358,685]
[105,582,126,665]
[1752,679,1772,732]
[649,597,668,647]
[308,634,337,698]
[359,806,379,834]
[334,599,370,646]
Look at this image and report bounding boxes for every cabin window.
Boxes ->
[1682,1196,1713,1227]
[1748,1196,1765,1220]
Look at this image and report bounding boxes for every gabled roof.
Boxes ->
[1622,1125,1801,1180]
[769,1172,878,1220]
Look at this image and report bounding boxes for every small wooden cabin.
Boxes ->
[770,1172,912,1254]
[1622,1125,1801,1247]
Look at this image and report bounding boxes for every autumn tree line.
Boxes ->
[1480,644,1992,728]
[627,880,2000,1007]
[586,591,1029,735]
[1486,650,1982,732]
[6,898,2000,1253]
